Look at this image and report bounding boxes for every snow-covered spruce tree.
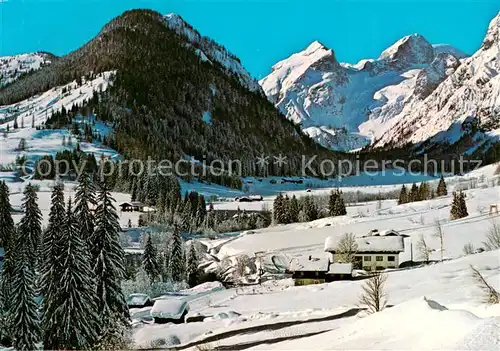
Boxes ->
[42,199,100,350]
[458,191,468,218]
[398,185,408,205]
[187,242,199,287]
[451,191,468,220]
[334,193,347,216]
[18,184,43,268]
[436,176,448,197]
[0,181,15,345]
[272,193,285,224]
[0,181,14,248]
[419,182,430,201]
[409,183,419,202]
[328,190,339,216]
[142,234,160,283]
[170,226,186,282]
[302,196,318,222]
[289,195,299,223]
[9,228,40,351]
[40,183,65,299]
[91,180,130,347]
[74,170,97,244]
[282,195,291,224]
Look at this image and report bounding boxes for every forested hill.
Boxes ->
[0,9,340,176]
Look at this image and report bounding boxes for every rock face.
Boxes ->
[164,13,261,93]
[260,32,466,151]
[373,12,500,149]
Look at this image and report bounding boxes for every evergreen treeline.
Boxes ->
[272,190,347,225]
[397,178,446,205]
[0,176,131,350]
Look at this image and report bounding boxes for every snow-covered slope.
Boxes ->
[164,13,262,93]
[0,72,116,166]
[0,52,53,86]
[260,33,467,150]
[373,11,500,149]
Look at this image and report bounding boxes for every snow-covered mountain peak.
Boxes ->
[163,13,262,92]
[481,11,500,50]
[304,40,328,55]
[379,33,435,66]
[259,41,347,105]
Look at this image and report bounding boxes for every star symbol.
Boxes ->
[256,154,269,168]
[274,154,287,167]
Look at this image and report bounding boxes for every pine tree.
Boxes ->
[328,190,339,216]
[187,242,199,287]
[74,171,97,243]
[91,180,129,346]
[334,191,347,216]
[0,181,15,344]
[450,192,468,220]
[42,199,100,350]
[273,193,285,224]
[289,195,299,223]
[0,181,14,249]
[419,182,430,201]
[436,176,448,197]
[9,228,40,351]
[282,195,291,224]
[40,183,65,301]
[398,185,408,205]
[142,234,160,283]
[409,183,419,202]
[302,196,318,222]
[18,184,42,268]
[170,226,185,282]
[458,191,468,218]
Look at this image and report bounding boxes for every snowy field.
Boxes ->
[133,250,500,349]
[131,164,500,350]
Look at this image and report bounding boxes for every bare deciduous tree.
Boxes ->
[470,265,499,304]
[336,232,358,263]
[483,220,500,251]
[417,234,432,263]
[359,273,387,313]
[433,218,444,261]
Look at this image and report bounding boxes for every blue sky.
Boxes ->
[0,0,498,78]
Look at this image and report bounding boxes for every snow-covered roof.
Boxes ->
[126,293,151,307]
[328,263,353,275]
[290,255,329,272]
[364,229,402,237]
[150,299,189,319]
[325,236,405,253]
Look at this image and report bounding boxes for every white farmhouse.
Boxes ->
[324,235,405,271]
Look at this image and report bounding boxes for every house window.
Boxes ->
[364,256,371,261]
[388,256,395,262]
[363,266,372,271]
[376,256,383,262]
